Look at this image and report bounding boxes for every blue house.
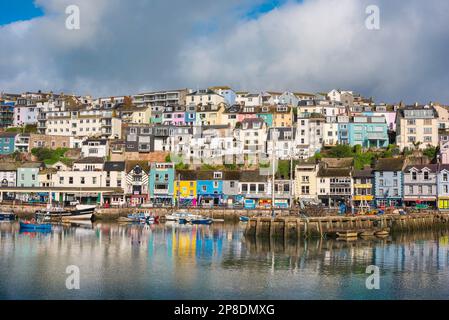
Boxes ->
[374,158,405,208]
[149,162,175,206]
[339,115,389,148]
[185,105,196,125]
[196,171,224,206]
[0,132,17,155]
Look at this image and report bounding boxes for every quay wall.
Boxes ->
[1,204,308,221]
[244,213,449,239]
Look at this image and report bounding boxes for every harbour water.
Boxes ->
[1,221,449,300]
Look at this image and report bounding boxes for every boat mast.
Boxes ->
[271,128,276,218]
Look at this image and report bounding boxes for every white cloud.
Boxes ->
[1,0,449,103]
[180,0,449,103]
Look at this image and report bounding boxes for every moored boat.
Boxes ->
[239,216,250,222]
[0,212,17,221]
[35,205,96,221]
[190,217,213,225]
[19,220,52,232]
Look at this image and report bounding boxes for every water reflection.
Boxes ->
[1,221,449,299]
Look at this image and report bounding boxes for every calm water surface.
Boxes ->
[1,221,449,300]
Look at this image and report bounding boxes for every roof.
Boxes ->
[125,161,150,173]
[318,167,352,177]
[239,170,268,182]
[176,170,198,180]
[0,162,19,171]
[104,161,125,171]
[404,164,438,173]
[321,158,354,168]
[18,162,44,169]
[0,132,17,138]
[74,157,105,164]
[374,158,405,171]
[353,169,374,178]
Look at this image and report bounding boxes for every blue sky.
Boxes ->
[0,0,287,25]
[0,0,44,25]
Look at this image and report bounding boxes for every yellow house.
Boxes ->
[174,180,197,199]
[273,105,293,127]
[352,169,374,210]
[174,170,198,205]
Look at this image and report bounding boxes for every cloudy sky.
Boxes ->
[0,0,448,103]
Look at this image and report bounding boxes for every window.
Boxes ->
[59,177,64,184]
[250,184,257,193]
[258,184,265,192]
[213,172,222,179]
[69,177,73,184]
[117,180,122,187]
[81,177,85,184]
[444,174,448,182]
[93,177,97,184]
[445,185,449,194]
[412,172,417,180]
[213,181,219,188]
[423,171,429,180]
[230,181,235,188]
[301,186,310,194]
[242,184,248,192]
[409,186,413,194]
[202,186,207,192]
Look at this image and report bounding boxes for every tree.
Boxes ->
[328,144,353,158]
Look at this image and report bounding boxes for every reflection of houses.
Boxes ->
[125,161,149,206]
[317,158,353,208]
[374,158,405,208]
[403,164,438,208]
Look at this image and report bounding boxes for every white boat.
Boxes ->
[35,204,96,221]
[165,212,197,221]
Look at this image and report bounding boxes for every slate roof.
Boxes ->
[374,158,405,171]
[0,162,19,171]
[239,170,268,182]
[353,169,374,179]
[104,161,125,171]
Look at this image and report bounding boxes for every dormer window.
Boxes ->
[213,172,222,179]
[423,171,429,180]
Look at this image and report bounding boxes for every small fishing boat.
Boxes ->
[239,216,250,222]
[35,205,96,221]
[19,220,52,232]
[336,231,358,239]
[375,230,389,237]
[178,218,188,224]
[0,212,17,221]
